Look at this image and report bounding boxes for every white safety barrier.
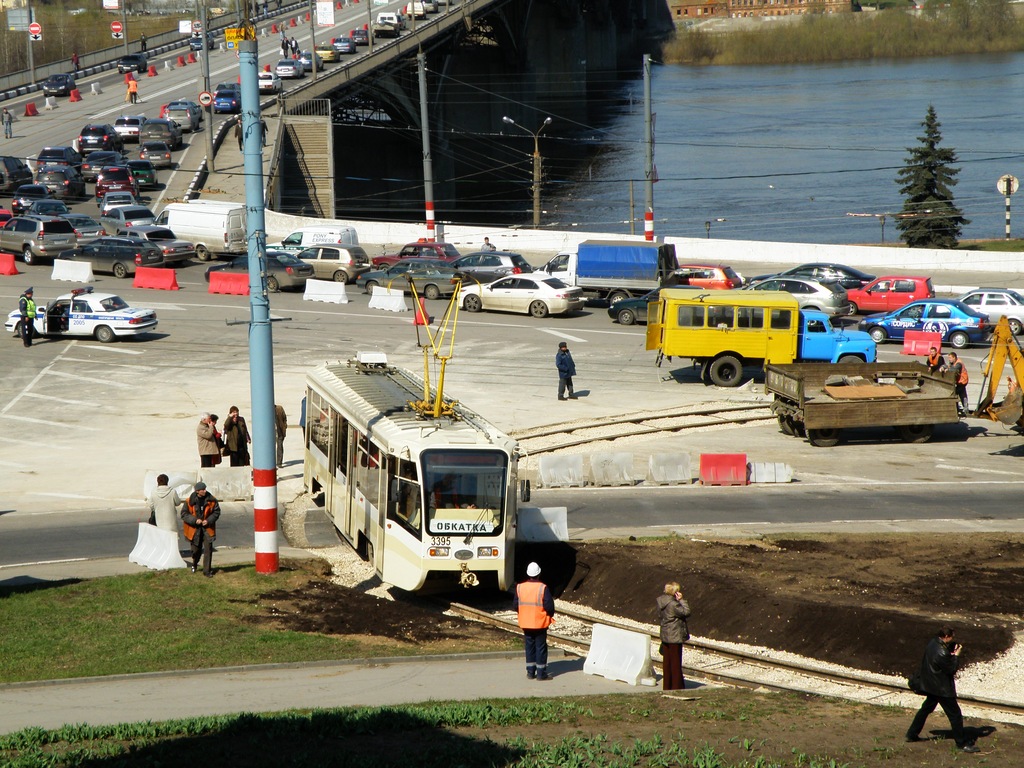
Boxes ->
[163,60,172,71]
[584,623,656,686]
[51,259,93,282]
[517,506,568,542]
[44,96,56,110]
[91,82,103,94]
[303,278,349,304]
[749,462,794,483]
[142,469,197,501]
[197,466,253,501]
[538,454,585,488]
[368,286,409,312]
[648,454,692,485]
[589,452,635,486]
[128,523,187,570]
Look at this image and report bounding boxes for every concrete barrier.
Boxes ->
[0,252,18,275]
[517,506,568,542]
[133,266,179,290]
[903,330,942,355]
[584,623,655,686]
[197,466,253,501]
[51,258,93,282]
[142,469,197,500]
[208,271,249,295]
[699,453,748,486]
[648,454,691,485]
[368,286,409,312]
[43,96,56,111]
[69,89,82,102]
[128,522,187,570]
[303,278,349,303]
[589,452,635,486]
[538,454,585,488]
[91,82,103,94]
[749,462,793,483]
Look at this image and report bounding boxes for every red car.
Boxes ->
[372,240,461,267]
[847,276,934,314]
[672,264,744,290]
[95,166,139,201]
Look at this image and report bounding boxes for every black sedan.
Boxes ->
[42,74,77,97]
[117,54,148,74]
[11,184,52,215]
[607,288,659,326]
[81,151,126,183]
[749,263,876,290]
[204,251,314,292]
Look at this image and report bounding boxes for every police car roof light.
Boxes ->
[71,287,94,297]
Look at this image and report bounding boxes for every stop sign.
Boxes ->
[28,22,41,35]
[110,21,123,34]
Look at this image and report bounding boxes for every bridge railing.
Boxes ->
[281,97,331,117]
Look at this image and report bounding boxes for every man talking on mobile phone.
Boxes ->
[906,626,979,753]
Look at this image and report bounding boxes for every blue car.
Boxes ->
[212,88,240,114]
[857,299,991,349]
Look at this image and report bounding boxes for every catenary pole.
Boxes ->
[200,1,216,172]
[643,54,654,241]
[418,53,435,237]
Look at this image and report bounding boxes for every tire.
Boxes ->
[616,308,637,326]
[529,300,550,318]
[332,270,349,283]
[1010,318,1023,336]
[849,303,860,314]
[708,355,743,387]
[948,331,969,349]
[94,325,115,343]
[12,320,21,337]
[266,275,280,292]
[607,290,630,305]
[837,354,862,364]
[423,284,441,300]
[778,414,794,436]
[807,428,841,448]
[463,294,482,312]
[363,279,378,293]
[195,245,211,261]
[112,262,129,279]
[896,424,934,444]
[868,326,887,344]
[22,246,34,265]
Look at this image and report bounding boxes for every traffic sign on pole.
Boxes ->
[198,91,214,107]
[28,21,41,40]
[111,21,123,33]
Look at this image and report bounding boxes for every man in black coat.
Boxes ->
[555,341,577,401]
[906,626,979,753]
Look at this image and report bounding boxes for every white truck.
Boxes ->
[372,12,402,39]
[154,201,247,261]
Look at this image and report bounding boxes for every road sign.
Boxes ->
[28,22,41,35]
[198,91,214,107]
[997,174,1019,196]
[225,27,245,43]
[193,20,203,32]
[111,21,123,34]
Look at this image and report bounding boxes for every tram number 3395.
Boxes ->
[431,536,451,548]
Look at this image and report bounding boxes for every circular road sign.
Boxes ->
[997,174,1019,196]
[198,91,214,107]
[28,22,41,35]
[110,21,123,34]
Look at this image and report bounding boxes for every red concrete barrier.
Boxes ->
[336,1,342,7]
[271,23,278,33]
[414,297,430,326]
[69,89,82,102]
[0,252,19,275]
[187,52,197,64]
[209,271,250,296]
[289,17,296,27]
[23,102,38,117]
[147,65,158,77]
[304,11,310,20]
[159,103,168,117]
[264,63,271,72]
[699,453,748,486]
[133,266,179,291]
[124,72,135,84]
[902,330,943,356]
[176,55,186,67]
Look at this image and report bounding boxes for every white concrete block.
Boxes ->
[91,82,103,94]
[51,259,93,282]
[43,96,56,111]
[648,454,691,485]
[589,452,634,486]
[584,623,654,686]
[197,466,254,501]
[368,286,409,312]
[303,278,349,304]
[538,454,585,487]
[517,506,568,542]
[748,462,793,483]
[142,469,198,501]
[128,523,187,570]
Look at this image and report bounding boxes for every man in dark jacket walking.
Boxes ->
[906,626,979,752]
[181,482,221,576]
[555,341,577,401]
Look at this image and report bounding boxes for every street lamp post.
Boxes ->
[705,218,726,238]
[502,115,552,228]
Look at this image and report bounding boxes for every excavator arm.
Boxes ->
[973,317,1024,427]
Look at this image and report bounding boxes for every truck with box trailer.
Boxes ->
[539,240,678,303]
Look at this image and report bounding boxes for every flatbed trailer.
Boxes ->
[766,361,960,447]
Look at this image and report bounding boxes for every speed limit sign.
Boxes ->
[198,91,213,107]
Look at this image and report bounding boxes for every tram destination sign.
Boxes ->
[432,520,495,534]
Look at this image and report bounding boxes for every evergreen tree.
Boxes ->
[894,105,969,249]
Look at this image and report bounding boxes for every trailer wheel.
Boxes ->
[896,424,934,443]
[948,331,969,349]
[807,428,841,447]
[708,355,743,387]
[778,414,794,436]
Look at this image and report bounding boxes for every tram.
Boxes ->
[303,353,520,591]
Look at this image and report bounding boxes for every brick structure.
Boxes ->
[669,0,852,20]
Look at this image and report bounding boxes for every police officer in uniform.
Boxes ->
[513,562,556,680]
[19,287,35,347]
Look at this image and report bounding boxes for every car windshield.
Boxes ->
[99,296,129,311]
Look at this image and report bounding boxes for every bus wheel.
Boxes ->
[807,428,841,447]
[708,355,743,387]
[897,424,934,443]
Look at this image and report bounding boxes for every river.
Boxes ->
[546,53,1024,245]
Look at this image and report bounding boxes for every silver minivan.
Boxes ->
[743,277,853,318]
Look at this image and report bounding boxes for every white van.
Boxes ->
[271,225,359,254]
[155,200,247,260]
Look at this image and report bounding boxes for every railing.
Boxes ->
[280,97,331,117]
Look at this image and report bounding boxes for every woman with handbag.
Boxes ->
[656,581,691,691]
[222,406,251,467]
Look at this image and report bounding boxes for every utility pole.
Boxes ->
[502,115,552,228]
[121,0,130,55]
[643,54,654,241]
[199,1,215,172]
[309,0,318,80]
[417,53,435,237]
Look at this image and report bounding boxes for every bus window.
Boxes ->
[707,305,734,329]
[676,305,705,327]
[422,449,508,536]
[736,306,765,329]
[770,308,793,330]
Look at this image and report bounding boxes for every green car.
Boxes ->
[126,159,157,190]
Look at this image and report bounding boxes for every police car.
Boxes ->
[6,287,158,343]
[857,299,990,350]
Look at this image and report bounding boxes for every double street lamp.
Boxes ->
[502,115,552,227]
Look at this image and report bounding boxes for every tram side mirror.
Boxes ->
[520,479,531,503]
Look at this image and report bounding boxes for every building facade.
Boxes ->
[668,0,852,20]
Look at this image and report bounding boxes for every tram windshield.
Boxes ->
[422,448,508,536]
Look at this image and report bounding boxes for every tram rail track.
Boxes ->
[513,403,776,455]
[445,600,1024,723]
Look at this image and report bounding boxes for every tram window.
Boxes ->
[421,449,507,536]
[334,418,349,475]
[676,305,705,327]
[309,391,331,456]
[388,459,421,533]
[354,432,383,509]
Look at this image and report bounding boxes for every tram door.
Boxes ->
[381,457,424,591]
[329,413,353,543]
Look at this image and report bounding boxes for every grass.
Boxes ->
[0,559,512,683]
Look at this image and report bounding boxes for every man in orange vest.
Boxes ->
[181,482,221,576]
[514,562,555,680]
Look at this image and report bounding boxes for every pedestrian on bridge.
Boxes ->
[140,34,147,53]
[234,120,243,151]
[2,108,13,139]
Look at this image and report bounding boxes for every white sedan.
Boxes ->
[6,286,158,343]
[258,71,282,93]
[459,275,585,318]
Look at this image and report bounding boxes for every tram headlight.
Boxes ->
[428,546,450,557]
[476,546,499,558]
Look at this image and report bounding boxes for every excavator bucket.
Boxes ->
[990,386,1024,426]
